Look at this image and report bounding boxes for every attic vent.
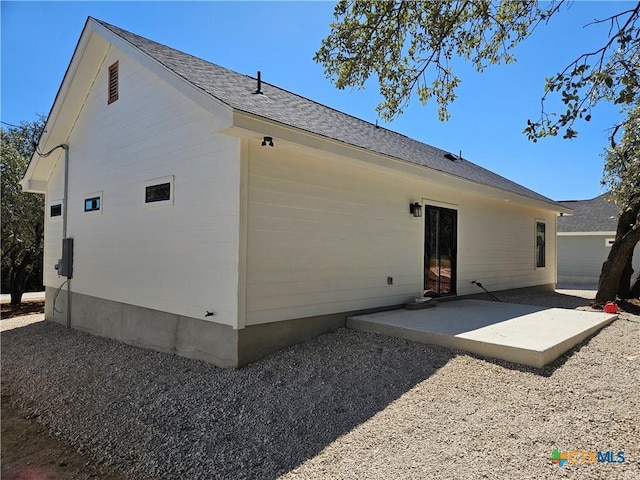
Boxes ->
[108,61,119,104]
[444,153,457,161]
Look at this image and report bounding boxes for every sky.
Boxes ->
[1,1,634,201]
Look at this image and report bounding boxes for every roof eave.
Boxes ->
[21,17,96,191]
[231,110,573,214]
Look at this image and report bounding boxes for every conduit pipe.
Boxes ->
[61,144,71,329]
[36,143,71,328]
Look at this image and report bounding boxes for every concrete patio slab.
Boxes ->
[347,299,617,368]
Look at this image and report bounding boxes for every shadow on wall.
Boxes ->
[1,322,454,479]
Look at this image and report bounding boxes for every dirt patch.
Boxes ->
[1,299,45,319]
[1,386,127,480]
[2,304,128,480]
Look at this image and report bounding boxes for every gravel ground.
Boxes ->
[2,290,639,479]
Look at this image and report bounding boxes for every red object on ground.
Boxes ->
[604,301,619,314]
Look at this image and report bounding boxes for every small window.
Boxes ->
[536,221,546,268]
[605,238,615,247]
[85,197,101,212]
[145,183,171,203]
[50,204,62,217]
[144,176,174,207]
[108,61,119,104]
[83,191,103,215]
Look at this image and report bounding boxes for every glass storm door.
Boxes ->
[424,206,457,296]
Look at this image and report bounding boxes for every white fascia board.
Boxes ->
[230,111,572,215]
[22,18,99,190]
[21,149,45,192]
[557,231,617,236]
[20,179,48,194]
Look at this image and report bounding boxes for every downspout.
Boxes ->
[62,144,71,328]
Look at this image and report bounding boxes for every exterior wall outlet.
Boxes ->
[387,276,393,285]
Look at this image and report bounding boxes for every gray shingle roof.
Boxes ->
[558,193,619,232]
[96,19,563,208]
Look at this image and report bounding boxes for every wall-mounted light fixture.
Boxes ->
[409,202,422,218]
[261,136,274,147]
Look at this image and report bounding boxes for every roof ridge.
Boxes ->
[558,191,612,203]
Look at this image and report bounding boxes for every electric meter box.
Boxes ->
[59,238,74,278]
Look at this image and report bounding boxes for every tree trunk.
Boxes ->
[8,220,44,307]
[595,198,640,305]
[10,291,24,306]
[618,255,634,299]
[10,250,33,306]
[595,228,640,305]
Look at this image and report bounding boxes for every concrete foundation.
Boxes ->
[238,312,347,366]
[459,283,556,302]
[44,283,564,368]
[44,287,397,368]
[45,287,239,367]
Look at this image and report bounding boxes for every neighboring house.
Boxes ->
[21,18,571,367]
[557,193,640,286]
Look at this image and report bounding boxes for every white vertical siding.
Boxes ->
[245,141,558,325]
[558,235,640,283]
[44,45,240,326]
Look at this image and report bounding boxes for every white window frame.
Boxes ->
[144,175,174,207]
[49,199,63,219]
[83,191,103,215]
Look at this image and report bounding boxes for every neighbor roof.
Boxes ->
[94,19,563,208]
[558,193,619,232]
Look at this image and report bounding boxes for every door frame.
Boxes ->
[423,202,458,297]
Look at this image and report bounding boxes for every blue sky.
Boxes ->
[1,1,633,201]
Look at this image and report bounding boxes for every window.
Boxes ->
[85,196,101,212]
[50,203,62,217]
[83,192,103,214]
[146,183,171,203]
[108,61,119,104]
[536,221,546,268]
[144,176,174,207]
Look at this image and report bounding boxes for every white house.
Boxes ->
[22,18,571,367]
[557,193,640,286]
